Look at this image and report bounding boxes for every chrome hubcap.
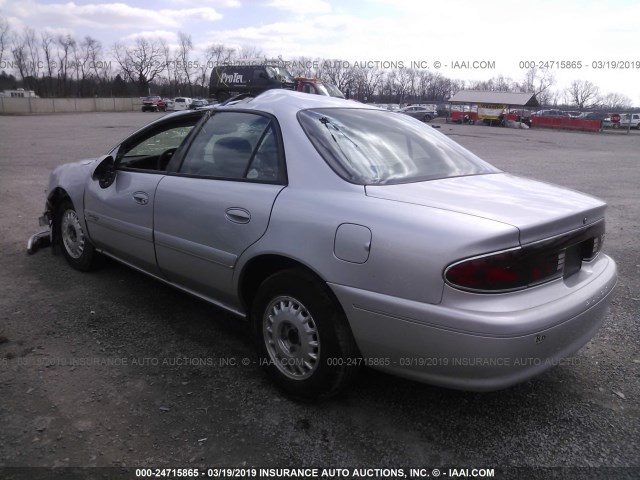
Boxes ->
[61,209,85,259]
[263,296,320,380]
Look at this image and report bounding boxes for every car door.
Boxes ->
[84,113,203,274]
[153,110,286,307]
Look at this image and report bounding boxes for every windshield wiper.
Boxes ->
[319,116,359,149]
[318,116,381,182]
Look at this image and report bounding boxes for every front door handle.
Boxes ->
[132,191,149,205]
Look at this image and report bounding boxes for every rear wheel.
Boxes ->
[56,200,100,272]
[252,269,360,399]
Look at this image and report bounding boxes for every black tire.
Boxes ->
[251,268,360,399]
[56,200,100,272]
[423,114,432,122]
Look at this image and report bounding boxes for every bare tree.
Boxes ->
[321,59,353,91]
[70,37,84,95]
[57,34,76,96]
[177,32,194,96]
[40,31,57,95]
[11,32,29,85]
[431,74,462,102]
[238,45,263,60]
[355,66,384,101]
[393,68,413,103]
[113,37,166,95]
[416,70,434,100]
[287,56,320,78]
[159,39,175,95]
[84,36,110,86]
[23,27,40,83]
[493,75,516,92]
[205,43,235,67]
[405,68,419,99]
[0,15,10,66]
[599,92,632,110]
[200,43,235,94]
[520,67,555,104]
[566,80,600,109]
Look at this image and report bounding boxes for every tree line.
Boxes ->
[0,17,633,109]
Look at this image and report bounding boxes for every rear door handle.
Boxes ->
[133,192,149,205]
[225,208,251,224]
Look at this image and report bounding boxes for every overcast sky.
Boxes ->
[1,0,639,105]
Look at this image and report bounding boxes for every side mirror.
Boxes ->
[91,155,116,189]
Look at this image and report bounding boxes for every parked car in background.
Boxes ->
[577,112,608,121]
[141,96,166,112]
[531,109,565,118]
[173,97,192,111]
[398,105,437,122]
[29,90,617,399]
[619,113,640,129]
[576,111,611,128]
[190,99,208,109]
[565,111,582,118]
[209,64,295,101]
[164,99,175,111]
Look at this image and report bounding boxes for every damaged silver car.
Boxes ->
[29,90,617,398]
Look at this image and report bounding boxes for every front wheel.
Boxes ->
[56,200,100,272]
[252,269,360,399]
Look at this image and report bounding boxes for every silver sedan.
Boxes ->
[29,90,617,399]
[398,105,437,122]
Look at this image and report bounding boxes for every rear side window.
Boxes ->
[178,112,284,183]
[298,108,499,185]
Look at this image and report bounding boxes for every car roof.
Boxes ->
[213,89,379,117]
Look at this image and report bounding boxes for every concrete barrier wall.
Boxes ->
[0,97,141,114]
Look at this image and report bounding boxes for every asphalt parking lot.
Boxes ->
[0,112,638,478]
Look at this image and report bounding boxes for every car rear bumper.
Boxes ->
[329,254,617,391]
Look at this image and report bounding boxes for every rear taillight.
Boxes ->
[445,248,563,292]
[445,223,605,293]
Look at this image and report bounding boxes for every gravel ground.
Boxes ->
[0,112,638,479]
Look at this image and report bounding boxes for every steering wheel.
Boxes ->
[157,147,177,171]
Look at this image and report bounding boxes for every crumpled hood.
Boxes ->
[365,173,606,245]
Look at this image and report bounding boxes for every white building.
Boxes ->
[0,88,39,98]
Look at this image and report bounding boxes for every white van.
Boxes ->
[619,113,640,129]
[173,97,192,111]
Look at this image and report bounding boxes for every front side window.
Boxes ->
[117,117,201,171]
[298,108,499,185]
[178,112,284,183]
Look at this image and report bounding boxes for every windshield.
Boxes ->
[317,83,345,99]
[298,108,500,185]
[271,66,294,83]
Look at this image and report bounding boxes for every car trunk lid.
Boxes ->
[365,173,607,245]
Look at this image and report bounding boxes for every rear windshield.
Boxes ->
[298,108,499,185]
